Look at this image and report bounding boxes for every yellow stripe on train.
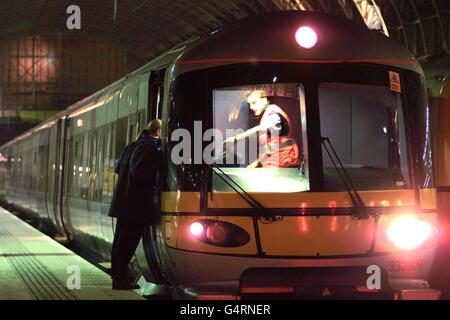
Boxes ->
[161,189,437,213]
[161,213,438,255]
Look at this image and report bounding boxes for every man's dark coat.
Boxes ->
[108,133,162,224]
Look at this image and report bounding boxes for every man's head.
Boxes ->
[246,90,269,116]
[147,119,162,138]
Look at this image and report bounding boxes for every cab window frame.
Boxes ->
[210,82,310,193]
[318,81,411,192]
[169,63,424,213]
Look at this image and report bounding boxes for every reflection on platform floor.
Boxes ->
[0,207,144,300]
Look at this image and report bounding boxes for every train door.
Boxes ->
[92,126,108,256]
[101,90,120,253]
[22,141,31,210]
[86,125,103,250]
[128,77,142,145]
[149,69,165,120]
[51,118,70,239]
[134,68,168,284]
[29,134,39,213]
[138,73,150,130]
[56,117,75,240]
[127,113,139,144]
[36,131,50,222]
[46,124,57,227]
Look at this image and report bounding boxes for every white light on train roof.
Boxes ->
[295,26,317,49]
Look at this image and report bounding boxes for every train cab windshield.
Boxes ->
[319,82,410,191]
[212,83,309,193]
[171,63,432,196]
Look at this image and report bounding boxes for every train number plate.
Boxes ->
[389,259,423,272]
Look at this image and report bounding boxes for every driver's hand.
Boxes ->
[223,136,236,145]
[247,160,259,168]
[262,113,282,130]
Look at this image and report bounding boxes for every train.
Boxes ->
[428,75,450,298]
[0,11,445,299]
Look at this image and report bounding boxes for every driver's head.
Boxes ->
[246,91,268,116]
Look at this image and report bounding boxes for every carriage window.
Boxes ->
[212,83,309,193]
[319,83,410,191]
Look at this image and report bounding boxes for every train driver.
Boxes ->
[224,90,299,168]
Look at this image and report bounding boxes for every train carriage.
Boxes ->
[0,11,443,299]
[428,76,450,297]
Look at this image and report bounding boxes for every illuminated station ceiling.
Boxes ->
[0,0,448,62]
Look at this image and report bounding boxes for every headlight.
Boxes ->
[189,222,204,236]
[385,215,436,251]
[189,220,250,247]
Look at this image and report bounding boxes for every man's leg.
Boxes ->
[111,219,146,288]
[111,218,127,281]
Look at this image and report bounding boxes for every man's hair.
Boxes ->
[147,119,162,135]
[246,90,267,103]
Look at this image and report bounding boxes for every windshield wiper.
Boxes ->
[358,165,387,170]
[321,137,369,220]
[206,163,270,215]
[206,163,268,255]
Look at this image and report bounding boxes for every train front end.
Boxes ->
[158,12,440,299]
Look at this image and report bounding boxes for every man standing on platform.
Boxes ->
[110,119,162,290]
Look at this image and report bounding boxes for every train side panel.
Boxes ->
[434,78,450,296]
[61,72,151,260]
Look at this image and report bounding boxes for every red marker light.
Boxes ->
[295,26,318,49]
[206,223,228,244]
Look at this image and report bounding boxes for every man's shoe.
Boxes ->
[112,279,140,290]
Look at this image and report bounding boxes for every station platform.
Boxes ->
[0,207,145,300]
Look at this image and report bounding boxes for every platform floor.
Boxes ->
[0,207,144,300]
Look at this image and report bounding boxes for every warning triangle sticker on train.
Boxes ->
[322,287,332,297]
[389,71,401,93]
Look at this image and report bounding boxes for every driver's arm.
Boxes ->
[225,124,265,143]
[224,112,282,143]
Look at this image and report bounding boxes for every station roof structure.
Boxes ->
[0,0,448,62]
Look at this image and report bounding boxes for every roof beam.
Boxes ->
[272,0,308,10]
[387,0,409,50]
[407,0,428,55]
[430,0,448,51]
[351,0,390,36]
